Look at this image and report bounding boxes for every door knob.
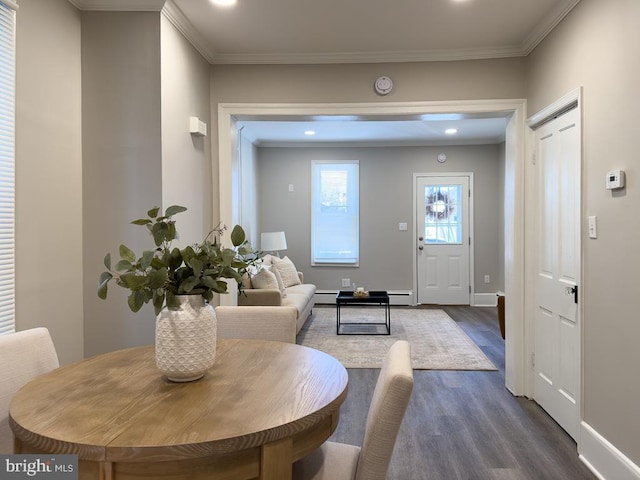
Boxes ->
[418,245,424,250]
[418,236,424,241]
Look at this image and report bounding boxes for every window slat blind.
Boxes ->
[311,161,359,265]
[0,1,15,335]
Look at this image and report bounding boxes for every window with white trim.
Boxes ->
[0,1,16,334]
[311,161,359,265]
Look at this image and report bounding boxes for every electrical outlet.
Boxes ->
[341,278,351,287]
[484,275,490,284]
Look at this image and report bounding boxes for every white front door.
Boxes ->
[416,175,470,305]
[533,106,581,440]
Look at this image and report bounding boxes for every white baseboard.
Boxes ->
[317,290,497,307]
[314,290,414,306]
[579,421,640,480]
[473,293,499,307]
[314,291,338,305]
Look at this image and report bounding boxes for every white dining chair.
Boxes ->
[293,340,414,480]
[0,327,60,453]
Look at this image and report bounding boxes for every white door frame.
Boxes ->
[413,172,474,306]
[218,99,528,395]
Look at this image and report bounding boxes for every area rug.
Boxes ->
[297,306,497,370]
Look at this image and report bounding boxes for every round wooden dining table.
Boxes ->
[9,339,349,480]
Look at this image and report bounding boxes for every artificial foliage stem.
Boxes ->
[97,206,261,315]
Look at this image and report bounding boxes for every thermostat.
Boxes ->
[606,169,625,190]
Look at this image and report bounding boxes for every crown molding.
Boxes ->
[254,138,504,148]
[520,0,582,55]
[161,0,216,63]
[211,45,525,65]
[67,0,166,11]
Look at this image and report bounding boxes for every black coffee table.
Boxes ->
[336,290,391,335]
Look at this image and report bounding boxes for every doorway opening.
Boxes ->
[217,99,528,395]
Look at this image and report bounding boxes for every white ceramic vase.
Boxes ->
[155,294,217,382]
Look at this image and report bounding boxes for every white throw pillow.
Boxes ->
[269,265,287,298]
[239,272,252,290]
[251,268,278,290]
[272,256,301,287]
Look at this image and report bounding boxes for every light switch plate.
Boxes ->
[588,216,597,238]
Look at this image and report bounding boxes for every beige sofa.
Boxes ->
[216,305,299,343]
[216,255,316,342]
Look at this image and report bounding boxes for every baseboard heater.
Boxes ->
[314,290,414,306]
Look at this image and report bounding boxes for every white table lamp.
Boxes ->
[261,231,287,257]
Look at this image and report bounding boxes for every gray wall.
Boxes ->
[14,0,639,471]
[161,14,212,245]
[81,11,163,357]
[15,3,215,361]
[210,59,528,226]
[239,133,259,244]
[211,59,526,300]
[528,0,640,465]
[81,11,213,357]
[210,59,528,105]
[256,145,502,295]
[15,0,84,365]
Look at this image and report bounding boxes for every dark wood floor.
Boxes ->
[323,305,596,480]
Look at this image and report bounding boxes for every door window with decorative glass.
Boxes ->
[424,185,462,244]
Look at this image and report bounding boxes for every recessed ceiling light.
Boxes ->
[445,128,458,135]
[304,130,316,136]
[210,0,237,6]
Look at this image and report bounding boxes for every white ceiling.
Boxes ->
[72,0,582,64]
[167,0,581,65]
[71,0,581,145]
[238,115,510,147]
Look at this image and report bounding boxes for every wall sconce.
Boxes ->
[189,117,207,136]
[260,231,287,257]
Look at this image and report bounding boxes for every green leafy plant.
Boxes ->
[98,206,261,314]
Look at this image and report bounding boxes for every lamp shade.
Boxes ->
[261,231,287,252]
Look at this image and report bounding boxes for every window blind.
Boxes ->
[0,1,16,335]
[311,161,359,265]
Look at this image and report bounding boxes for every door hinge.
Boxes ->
[532,152,537,165]
[531,352,536,368]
